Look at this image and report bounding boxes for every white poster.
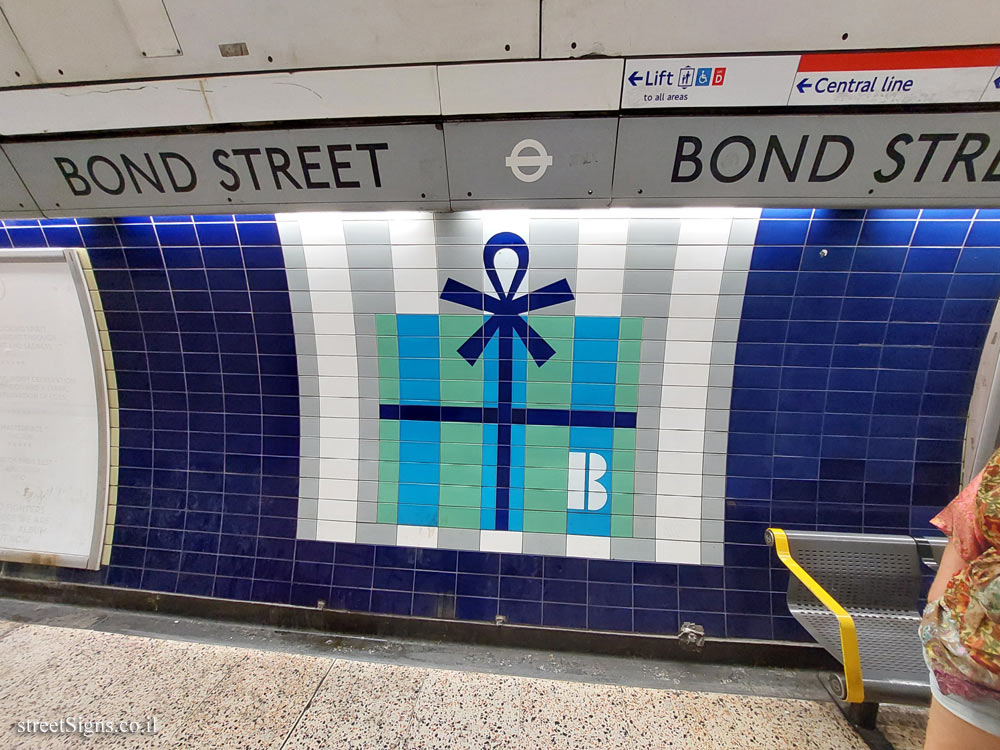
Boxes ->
[0,250,107,568]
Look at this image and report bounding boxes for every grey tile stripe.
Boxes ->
[624,219,680,552]
[699,220,757,565]
[345,221,393,525]
[280,220,321,542]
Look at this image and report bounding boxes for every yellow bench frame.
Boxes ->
[768,527,865,703]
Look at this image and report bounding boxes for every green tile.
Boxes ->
[377,481,398,504]
[377,503,398,524]
[526,425,570,447]
[378,460,399,483]
[618,340,641,365]
[527,381,572,406]
[441,422,483,444]
[615,381,638,408]
[523,509,567,534]
[611,514,633,538]
[612,469,634,495]
[613,428,635,451]
[620,317,643,340]
[376,314,397,336]
[380,420,400,441]
[441,463,481,487]
[525,466,566,491]
[524,445,568,469]
[376,334,398,357]
[524,487,567,512]
[439,379,484,405]
[441,441,482,465]
[439,505,481,529]
[440,484,481,509]
[440,314,485,337]
[612,445,635,472]
[611,491,633,516]
[528,315,574,339]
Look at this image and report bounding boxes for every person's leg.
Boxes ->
[924,697,1000,750]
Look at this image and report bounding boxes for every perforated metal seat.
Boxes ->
[766,529,945,705]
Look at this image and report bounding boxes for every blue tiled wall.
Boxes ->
[2,208,999,644]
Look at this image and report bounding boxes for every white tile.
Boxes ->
[389,219,436,246]
[678,218,733,245]
[578,218,629,245]
[655,495,703,519]
[663,342,713,364]
[310,292,355,314]
[298,214,347,245]
[665,317,716,341]
[656,517,702,541]
[667,294,719,319]
[730,218,760,245]
[480,529,523,553]
[315,334,360,357]
[317,458,360,480]
[670,270,724,296]
[656,473,702,496]
[306,267,351,289]
[657,407,707,431]
[393,268,439,292]
[574,292,622,317]
[317,416,360,439]
[673,245,728,270]
[397,525,439,548]
[303,244,349,269]
[656,540,701,564]
[656,451,704,475]
[391,243,437,269]
[317,355,360,377]
[658,385,708,409]
[318,498,359,522]
[661,363,711,387]
[577,243,627,269]
[317,477,360,499]
[657,430,705,452]
[316,375,360,397]
[319,436,360,459]
[576,268,624,292]
[482,212,530,244]
[316,519,357,543]
[566,534,611,559]
[318,397,359,418]
[313,314,356,336]
[394,291,439,314]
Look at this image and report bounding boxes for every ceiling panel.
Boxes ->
[541,0,1000,58]
[0,0,540,85]
[0,8,38,85]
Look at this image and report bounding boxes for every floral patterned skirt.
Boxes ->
[921,547,1000,703]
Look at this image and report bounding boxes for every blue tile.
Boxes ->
[807,220,862,246]
[542,602,587,629]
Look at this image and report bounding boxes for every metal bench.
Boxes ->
[765,528,946,726]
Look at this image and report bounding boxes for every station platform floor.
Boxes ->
[0,597,927,749]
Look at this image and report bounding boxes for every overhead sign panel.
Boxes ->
[622,55,799,109]
[981,66,1000,103]
[613,113,1000,205]
[444,118,618,206]
[2,124,450,215]
[623,47,1000,109]
[0,150,41,217]
[790,48,1000,106]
